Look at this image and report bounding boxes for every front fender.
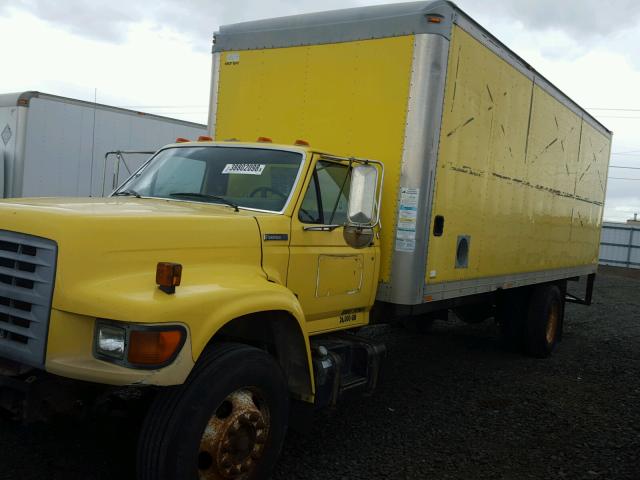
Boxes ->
[49,265,312,388]
[57,265,308,358]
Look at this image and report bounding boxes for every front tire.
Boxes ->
[137,343,289,480]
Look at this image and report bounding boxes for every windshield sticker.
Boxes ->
[222,164,266,175]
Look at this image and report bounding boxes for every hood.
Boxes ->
[0,196,259,218]
[0,197,265,315]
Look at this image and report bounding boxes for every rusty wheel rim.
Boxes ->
[546,303,559,345]
[198,388,270,480]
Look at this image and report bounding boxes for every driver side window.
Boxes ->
[299,161,351,224]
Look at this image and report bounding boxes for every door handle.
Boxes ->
[303,224,341,232]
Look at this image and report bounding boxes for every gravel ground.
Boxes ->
[1,268,639,479]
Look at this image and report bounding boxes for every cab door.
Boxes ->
[287,156,379,334]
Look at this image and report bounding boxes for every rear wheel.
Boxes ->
[137,343,289,480]
[524,284,564,358]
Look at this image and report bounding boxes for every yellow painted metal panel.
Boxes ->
[286,154,379,331]
[0,197,314,390]
[427,26,610,284]
[317,255,364,297]
[215,36,415,282]
[255,215,292,285]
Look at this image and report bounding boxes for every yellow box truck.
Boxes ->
[0,2,611,479]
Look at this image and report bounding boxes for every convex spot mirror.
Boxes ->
[343,225,374,249]
[347,164,378,226]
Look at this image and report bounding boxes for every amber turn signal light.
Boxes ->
[128,329,184,366]
[197,135,213,142]
[156,262,182,294]
[426,15,443,23]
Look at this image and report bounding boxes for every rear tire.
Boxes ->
[137,342,289,480]
[524,284,564,358]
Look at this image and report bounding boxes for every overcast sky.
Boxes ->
[1,0,639,221]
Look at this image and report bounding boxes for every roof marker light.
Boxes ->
[257,136,273,143]
[197,135,213,142]
[175,137,190,143]
[295,139,310,146]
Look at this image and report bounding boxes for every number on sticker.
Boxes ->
[222,164,266,175]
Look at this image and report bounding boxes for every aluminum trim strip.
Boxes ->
[422,265,597,302]
[213,1,454,52]
[209,52,221,138]
[380,33,450,305]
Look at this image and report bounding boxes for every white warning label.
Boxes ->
[222,163,266,175]
[395,187,419,253]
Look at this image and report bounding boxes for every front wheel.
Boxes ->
[137,343,290,480]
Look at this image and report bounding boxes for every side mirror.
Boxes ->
[344,163,380,249]
[347,164,379,226]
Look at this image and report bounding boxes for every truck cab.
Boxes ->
[0,138,385,479]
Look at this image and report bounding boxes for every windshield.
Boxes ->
[115,146,304,212]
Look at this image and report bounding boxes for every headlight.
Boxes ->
[96,325,126,359]
[94,320,186,369]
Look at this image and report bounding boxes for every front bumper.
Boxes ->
[44,309,194,386]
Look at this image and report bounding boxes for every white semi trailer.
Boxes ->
[0,91,207,198]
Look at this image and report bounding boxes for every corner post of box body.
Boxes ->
[384,32,451,305]
[208,51,222,139]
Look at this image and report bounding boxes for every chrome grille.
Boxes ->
[0,231,57,368]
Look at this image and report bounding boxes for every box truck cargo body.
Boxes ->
[0,91,207,198]
[211,0,611,307]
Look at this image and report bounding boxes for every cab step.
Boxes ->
[311,332,385,408]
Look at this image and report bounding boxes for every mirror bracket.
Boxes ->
[317,154,384,249]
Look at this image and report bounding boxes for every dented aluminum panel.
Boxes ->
[425,25,611,289]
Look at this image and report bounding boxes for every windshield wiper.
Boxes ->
[113,189,142,198]
[169,192,239,212]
